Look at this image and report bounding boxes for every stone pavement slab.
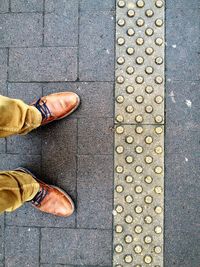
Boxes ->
[78,118,113,154]
[77,155,113,229]
[0,14,43,47]
[5,226,40,267]
[44,0,78,47]
[166,81,200,124]
[80,0,115,11]
[166,8,199,49]
[0,49,8,85]
[43,82,114,118]
[0,154,41,174]
[9,47,77,82]
[10,0,43,12]
[41,228,112,266]
[0,0,9,13]
[6,203,76,228]
[79,11,115,81]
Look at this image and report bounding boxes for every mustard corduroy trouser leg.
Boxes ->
[0,95,42,213]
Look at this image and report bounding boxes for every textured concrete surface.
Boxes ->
[0,0,199,267]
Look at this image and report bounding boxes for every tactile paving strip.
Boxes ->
[113,1,165,266]
[115,0,165,124]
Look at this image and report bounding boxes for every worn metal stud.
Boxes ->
[118,18,126,26]
[136,37,144,45]
[116,95,124,103]
[118,0,126,8]
[117,37,125,45]
[125,135,134,144]
[127,28,135,36]
[117,56,125,64]
[136,56,144,65]
[136,0,145,8]
[127,9,135,17]
[126,85,134,94]
[145,9,154,17]
[126,105,134,113]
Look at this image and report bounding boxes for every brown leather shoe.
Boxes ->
[31,92,80,125]
[16,167,75,217]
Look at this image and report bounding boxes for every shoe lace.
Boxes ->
[31,187,48,206]
[33,98,52,120]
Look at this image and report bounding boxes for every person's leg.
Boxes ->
[0,169,74,217]
[0,95,42,138]
[0,170,40,213]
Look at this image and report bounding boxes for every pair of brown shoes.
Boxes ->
[21,92,80,217]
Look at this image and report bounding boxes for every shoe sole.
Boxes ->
[15,167,75,215]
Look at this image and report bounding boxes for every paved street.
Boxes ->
[0,0,199,267]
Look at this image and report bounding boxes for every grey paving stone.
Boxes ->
[45,0,77,13]
[79,11,115,81]
[41,265,111,267]
[166,123,200,154]
[80,0,115,11]
[9,47,77,82]
[11,0,43,12]
[44,0,78,46]
[0,14,43,47]
[0,0,9,13]
[8,82,43,103]
[77,155,113,229]
[0,154,41,175]
[165,229,200,267]
[166,0,200,9]
[166,46,200,81]
[166,8,199,49]
[6,202,76,228]
[41,228,112,266]
[166,81,200,124]
[0,49,8,85]
[78,118,113,154]
[42,82,114,118]
[0,214,4,262]
[5,226,39,267]
[0,139,6,153]
[165,152,200,228]
[42,119,77,198]
[7,132,42,155]
[165,152,200,266]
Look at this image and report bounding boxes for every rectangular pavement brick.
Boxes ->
[5,226,39,267]
[77,155,113,229]
[0,0,9,13]
[6,202,76,228]
[0,154,41,175]
[166,123,200,154]
[80,0,115,11]
[11,0,43,12]
[79,11,115,81]
[44,0,78,46]
[166,8,199,49]
[9,47,77,82]
[42,119,77,198]
[0,49,8,85]
[43,82,114,118]
[78,118,113,154]
[166,0,200,9]
[166,81,199,124]
[0,14,43,47]
[45,0,77,13]
[8,82,43,103]
[0,138,6,153]
[41,228,112,266]
[0,214,4,262]
[166,46,200,81]
[165,229,200,267]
